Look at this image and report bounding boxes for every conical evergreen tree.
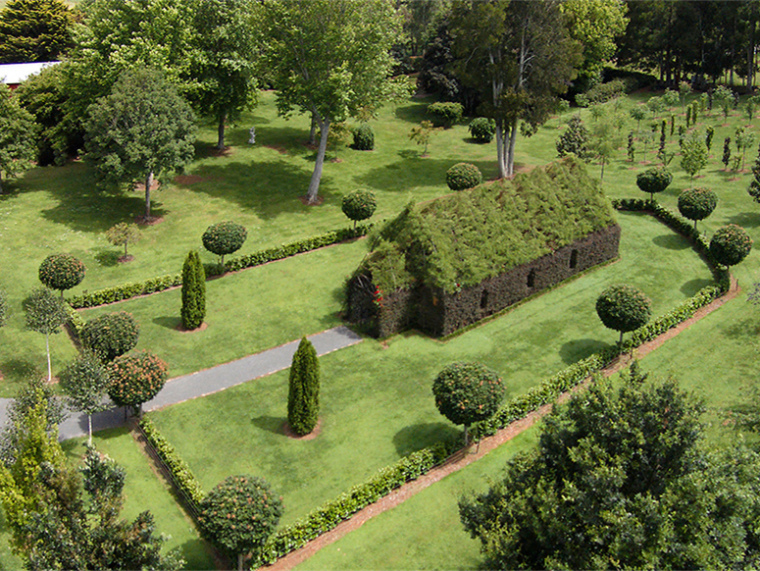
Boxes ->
[181,250,206,330]
[287,337,320,436]
[749,143,760,203]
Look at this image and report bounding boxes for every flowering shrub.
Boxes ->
[80,311,139,361]
[39,253,86,295]
[108,350,167,415]
[372,286,383,308]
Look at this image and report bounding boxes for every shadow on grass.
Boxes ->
[95,249,121,267]
[394,100,433,124]
[393,422,460,457]
[250,414,286,436]
[559,338,610,365]
[721,313,760,340]
[726,211,760,228]
[153,316,182,330]
[177,538,220,571]
[355,156,496,192]
[680,277,714,296]
[652,233,690,250]
[0,358,41,384]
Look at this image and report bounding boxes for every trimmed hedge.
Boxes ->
[68,225,370,309]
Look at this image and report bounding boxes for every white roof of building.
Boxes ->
[0,61,60,85]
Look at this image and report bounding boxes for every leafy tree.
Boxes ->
[747,95,760,122]
[24,288,67,382]
[679,80,691,107]
[181,250,206,331]
[556,115,590,160]
[588,106,624,182]
[409,120,436,156]
[287,337,320,436]
[680,131,709,179]
[646,96,665,120]
[202,221,247,267]
[38,253,85,297]
[678,188,718,231]
[596,284,652,344]
[261,0,403,204]
[0,0,73,63]
[748,144,760,203]
[714,85,735,120]
[341,190,377,229]
[0,83,37,194]
[735,126,755,170]
[710,225,753,267]
[59,351,111,445]
[107,351,167,417]
[629,105,646,132]
[198,475,283,571]
[555,99,570,128]
[432,362,504,445]
[450,0,581,178]
[105,223,141,260]
[662,89,680,109]
[459,364,760,570]
[80,312,139,362]
[723,136,732,169]
[636,166,673,201]
[84,68,196,220]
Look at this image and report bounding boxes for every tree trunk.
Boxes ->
[237,553,243,571]
[308,113,317,146]
[88,414,93,446]
[306,117,330,204]
[495,120,507,178]
[619,330,624,345]
[45,333,52,382]
[144,171,154,219]
[217,112,226,150]
[600,158,606,182]
[124,241,128,257]
[0,171,3,194]
[505,119,517,177]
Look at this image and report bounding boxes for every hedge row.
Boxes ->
[67,225,370,309]
[63,301,85,338]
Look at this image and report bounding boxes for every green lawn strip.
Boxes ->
[294,428,539,571]
[61,428,216,571]
[0,523,21,571]
[77,239,366,378]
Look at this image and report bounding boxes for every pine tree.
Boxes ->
[748,143,760,203]
[181,250,206,330]
[287,337,320,436]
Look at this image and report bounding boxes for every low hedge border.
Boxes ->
[63,301,85,338]
[68,225,370,309]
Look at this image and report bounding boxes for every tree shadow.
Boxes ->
[393,422,461,457]
[152,316,181,330]
[721,312,760,340]
[680,277,714,296]
[250,414,286,435]
[559,338,610,365]
[94,249,121,267]
[394,100,432,124]
[0,357,42,385]
[355,156,498,193]
[726,211,760,228]
[652,233,690,250]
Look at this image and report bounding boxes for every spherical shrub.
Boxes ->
[446,162,482,191]
[341,190,377,228]
[108,350,167,415]
[677,188,717,229]
[427,101,464,128]
[39,253,86,294]
[468,117,496,143]
[710,224,753,267]
[202,221,247,266]
[80,312,139,361]
[636,167,673,200]
[596,284,652,343]
[352,123,375,150]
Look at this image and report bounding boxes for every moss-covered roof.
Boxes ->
[362,156,617,293]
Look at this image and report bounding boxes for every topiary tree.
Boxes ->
[24,288,68,382]
[352,123,374,150]
[432,362,505,445]
[427,101,463,128]
[678,188,718,231]
[596,284,652,345]
[38,253,86,297]
[181,250,206,331]
[202,221,247,268]
[80,312,139,362]
[59,350,111,445]
[287,337,320,436]
[468,117,496,143]
[556,115,590,160]
[723,137,732,169]
[446,162,482,191]
[198,475,283,571]
[710,225,753,267]
[636,166,673,202]
[107,350,167,417]
[105,222,141,260]
[341,190,377,229]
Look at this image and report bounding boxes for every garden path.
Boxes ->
[0,326,363,441]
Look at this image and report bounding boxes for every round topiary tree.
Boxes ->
[446,162,482,191]
[108,350,167,417]
[469,117,496,143]
[677,188,718,231]
[38,253,86,297]
[596,284,652,345]
[181,250,206,330]
[432,362,505,445]
[709,224,753,267]
[352,123,374,150]
[287,337,320,436]
[198,475,283,571]
[341,189,377,229]
[636,167,673,202]
[80,312,140,362]
[202,221,247,268]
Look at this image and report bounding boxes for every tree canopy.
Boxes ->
[0,0,73,63]
[0,83,37,194]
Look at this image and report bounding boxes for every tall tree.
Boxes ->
[287,337,320,436]
[0,83,37,194]
[449,0,581,178]
[59,351,112,445]
[23,288,68,382]
[261,0,404,204]
[84,68,196,220]
[181,250,206,331]
[0,0,73,63]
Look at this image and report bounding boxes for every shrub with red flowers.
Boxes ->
[107,350,167,416]
[38,253,86,296]
[372,286,384,308]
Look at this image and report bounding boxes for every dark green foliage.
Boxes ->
[556,115,590,159]
[287,337,320,436]
[748,143,760,203]
[341,190,377,229]
[432,362,504,443]
[80,312,139,361]
[426,101,463,128]
[202,221,247,266]
[468,117,496,143]
[678,188,717,230]
[198,475,283,567]
[352,123,375,150]
[0,83,37,193]
[24,288,68,380]
[635,166,672,201]
[445,162,482,191]
[107,350,168,416]
[583,79,627,105]
[0,289,7,328]
[723,137,732,169]
[460,367,760,570]
[38,253,85,296]
[705,126,714,150]
[0,0,73,63]
[59,351,111,443]
[181,250,206,330]
[596,284,652,343]
[627,132,635,162]
[710,224,753,267]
